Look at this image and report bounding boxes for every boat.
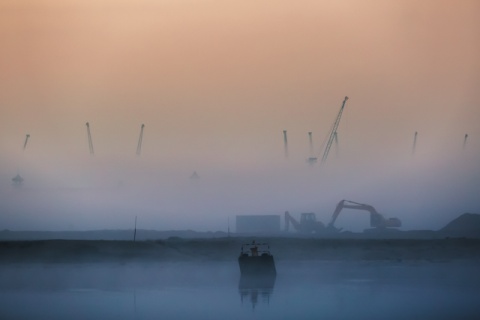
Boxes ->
[238,241,276,275]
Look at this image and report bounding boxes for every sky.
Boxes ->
[0,0,479,232]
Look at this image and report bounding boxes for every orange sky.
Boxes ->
[0,0,479,231]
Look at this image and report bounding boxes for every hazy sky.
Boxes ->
[1,0,479,232]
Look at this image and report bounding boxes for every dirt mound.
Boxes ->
[440,213,480,238]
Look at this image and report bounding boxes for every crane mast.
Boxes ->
[307,132,318,165]
[308,132,313,155]
[136,124,145,156]
[321,96,348,164]
[23,134,30,150]
[334,132,339,157]
[12,133,30,185]
[412,131,418,155]
[86,122,94,155]
[283,130,288,158]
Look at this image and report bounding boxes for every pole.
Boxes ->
[227,217,230,238]
[133,216,137,242]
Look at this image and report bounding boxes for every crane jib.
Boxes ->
[321,96,348,164]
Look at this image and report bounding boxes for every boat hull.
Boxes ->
[238,254,276,275]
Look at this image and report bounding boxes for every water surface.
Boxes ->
[1,260,479,319]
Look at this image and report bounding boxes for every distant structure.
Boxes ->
[463,133,468,150]
[439,212,480,238]
[306,132,317,165]
[86,122,94,155]
[136,124,145,156]
[412,131,418,155]
[12,174,24,186]
[236,215,281,234]
[283,130,288,158]
[321,96,348,164]
[190,171,200,180]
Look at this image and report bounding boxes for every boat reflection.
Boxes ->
[238,274,276,309]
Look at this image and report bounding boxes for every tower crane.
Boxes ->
[86,122,94,155]
[136,124,145,156]
[321,96,348,164]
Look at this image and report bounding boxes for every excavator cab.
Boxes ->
[300,213,317,223]
[285,211,325,233]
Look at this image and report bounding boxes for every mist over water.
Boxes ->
[1,141,479,232]
[1,260,479,319]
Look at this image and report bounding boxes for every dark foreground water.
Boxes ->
[1,260,479,319]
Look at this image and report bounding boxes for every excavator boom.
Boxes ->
[284,211,300,232]
[328,200,401,229]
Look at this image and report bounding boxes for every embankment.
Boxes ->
[1,237,479,263]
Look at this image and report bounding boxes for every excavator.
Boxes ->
[327,200,401,230]
[284,211,326,233]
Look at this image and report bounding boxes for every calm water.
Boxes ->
[1,260,479,319]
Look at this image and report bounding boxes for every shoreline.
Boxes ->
[1,237,479,264]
